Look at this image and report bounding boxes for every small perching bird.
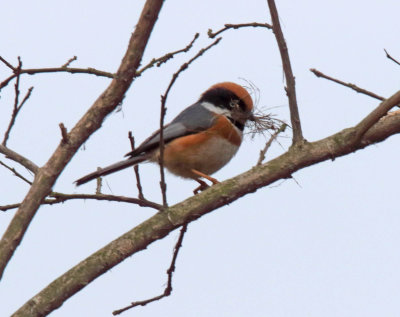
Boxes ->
[75,82,255,194]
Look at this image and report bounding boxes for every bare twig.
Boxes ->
[208,22,272,38]
[267,0,303,144]
[0,56,15,70]
[310,68,385,101]
[113,224,188,315]
[3,86,34,146]
[0,161,32,185]
[256,123,287,165]
[137,33,200,76]
[159,37,222,206]
[2,58,23,146]
[0,192,162,212]
[59,123,69,144]
[128,131,145,199]
[62,56,78,68]
[0,66,114,91]
[18,86,34,108]
[0,144,38,174]
[384,49,400,66]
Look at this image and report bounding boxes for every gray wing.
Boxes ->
[126,102,215,157]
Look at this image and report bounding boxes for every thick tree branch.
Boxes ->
[267,0,303,144]
[0,0,164,281]
[353,90,400,142]
[12,90,400,317]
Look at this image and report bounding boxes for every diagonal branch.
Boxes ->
[3,86,34,146]
[12,90,400,317]
[136,33,200,76]
[310,68,385,101]
[0,161,32,185]
[353,90,400,142]
[0,56,16,70]
[0,144,39,174]
[0,0,165,281]
[384,49,400,66]
[256,123,287,165]
[267,0,303,144]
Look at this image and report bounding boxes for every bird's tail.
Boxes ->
[75,155,148,186]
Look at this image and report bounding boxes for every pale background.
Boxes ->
[1,0,400,316]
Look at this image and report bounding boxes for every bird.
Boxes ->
[75,82,255,194]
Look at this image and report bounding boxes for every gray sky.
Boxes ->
[1,0,400,316]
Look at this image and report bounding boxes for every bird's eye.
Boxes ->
[229,99,240,109]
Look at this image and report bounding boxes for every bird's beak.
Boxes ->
[248,113,256,121]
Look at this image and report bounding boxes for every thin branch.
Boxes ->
[13,94,400,316]
[128,131,145,200]
[267,0,303,144]
[3,86,33,146]
[0,144,39,174]
[158,37,223,207]
[62,56,78,68]
[310,68,385,101]
[136,33,200,76]
[0,0,165,282]
[384,49,400,66]
[2,58,23,146]
[0,66,114,91]
[208,22,272,38]
[0,192,162,212]
[0,161,32,185]
[256,123,287,165]
[0,56,15,70]
[113,224,188,315]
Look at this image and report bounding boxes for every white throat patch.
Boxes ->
[201,101,232,117]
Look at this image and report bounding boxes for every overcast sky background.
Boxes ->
[1,0,400,316]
